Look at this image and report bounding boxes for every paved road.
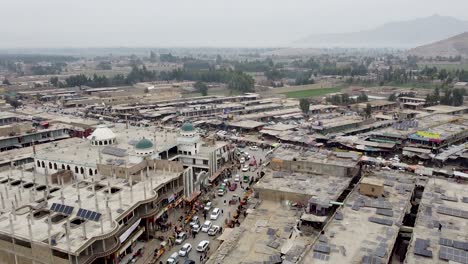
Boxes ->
[158,146,269,264]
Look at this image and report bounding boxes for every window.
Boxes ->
[37,160,41,167]
[371,187,375,192]
[53,163,57,170]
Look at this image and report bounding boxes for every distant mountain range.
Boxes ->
[408,32,468,58]
[295,15,468,48]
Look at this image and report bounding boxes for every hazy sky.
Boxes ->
[2,0,468,48]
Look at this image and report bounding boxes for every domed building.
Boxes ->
[88,124,116,146]
[134,137,155,156]
[177,122,200,155]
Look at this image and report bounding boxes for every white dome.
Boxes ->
[88,124,116,144]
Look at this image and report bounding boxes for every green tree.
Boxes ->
[5,96,22,109]
[49,77,59,87]
[365,103,372,118]
[357,93,368,103]
[299,98,310,115]
[149,51,157,62]
[388,93,397,101]
[194,81,208,96]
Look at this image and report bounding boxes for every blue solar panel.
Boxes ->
[50,203,74,215]
[77,208,101,221]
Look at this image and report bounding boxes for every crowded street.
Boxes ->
[132,145,270,264]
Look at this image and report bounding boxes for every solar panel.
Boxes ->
[50,203,74,215]
[439,246,468,264]
[376,209,394,217]
[313,243,331,254]
[268,255,282,264]
[437,206,468,219]
[414,238,433,258]
[77,208,102,221]
[335,212,343,220]
[313,252,330,261]
[368,217,393,226]
[439,238,453,247]
[374,246,386,258]
[362,255,382,264]
[101,146,127,157]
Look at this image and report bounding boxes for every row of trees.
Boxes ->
[426,87,466,106]
[326,93,368,105]
[54,66,254,93]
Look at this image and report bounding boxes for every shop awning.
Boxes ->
[118,227,145,255]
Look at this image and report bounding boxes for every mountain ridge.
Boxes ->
[408,32,468,58]
[295,15,468,48]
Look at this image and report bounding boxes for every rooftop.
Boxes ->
[302,171,418,264]
[256,169,352,200]
[405,178,468,264]
[0,166,181,255]
[271,148,361,168]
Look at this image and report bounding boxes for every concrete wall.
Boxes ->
[270,158,351,178]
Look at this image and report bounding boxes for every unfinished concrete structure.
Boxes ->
[0,160,186,264]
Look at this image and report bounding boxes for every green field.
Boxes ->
[282,87,342,98]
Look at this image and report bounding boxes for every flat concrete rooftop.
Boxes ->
[0,167,180,255]
[405,178,468,264]
[302,171,418,264]
[256,168,352,201]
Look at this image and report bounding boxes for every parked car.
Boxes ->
[175,232,187,244]
[189,216,199,227]
[210,208,220,220]
[204,201,212,211]
[234,174,240,182]
[242,165,249,172]
[178,243,192,257]
[192,224,201,233]
[240,157,245,164]
[196,240,210,252]
[208,225,220,236]
[229,183,237,191]
[167,252,179,264]
[217,188,226,196]
[201,221,212,232]
[249,146,258,150]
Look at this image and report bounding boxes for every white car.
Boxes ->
[178,243,192,257]
[204,201,212,211]
[167,252,179,264]
[217,188,225,196]
[196,240,210,252]
[249,146,258,150]
[242,165,249,172]
[240,157,245,164]
[174,232,187,244]
[189,216,199,227]
[192,224,201,233]
[234,174,240,182]
[208,225,220,236]
[210,208,220,220]
[201,221,212,232]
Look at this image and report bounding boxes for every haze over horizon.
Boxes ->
[2,0,468,49]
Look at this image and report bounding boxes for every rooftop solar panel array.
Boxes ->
[50,203,74,215]
[437,206,468,219]
[77,208,102,222]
